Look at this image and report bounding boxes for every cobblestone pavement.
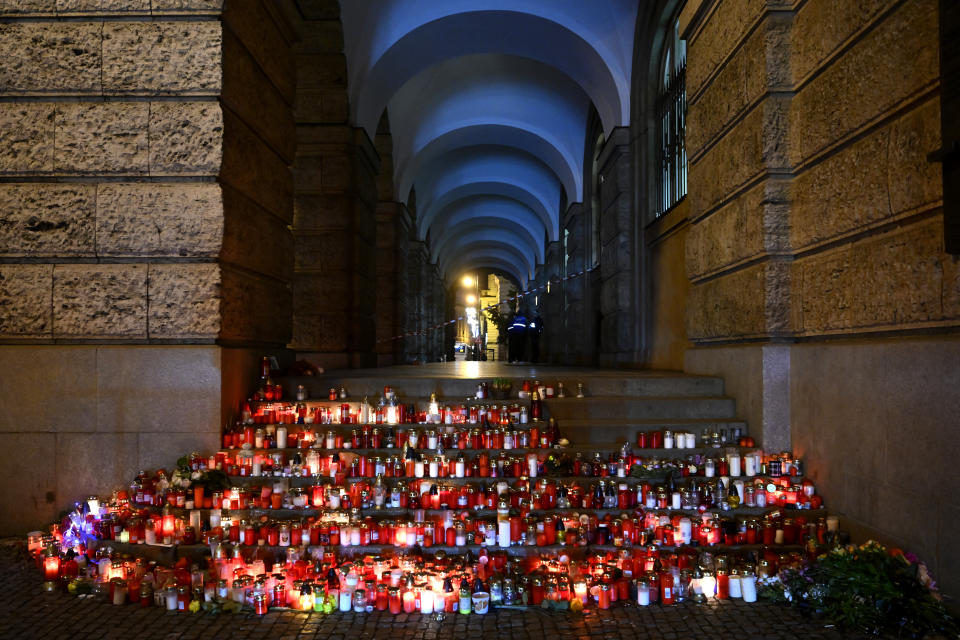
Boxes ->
[0,540,880,640]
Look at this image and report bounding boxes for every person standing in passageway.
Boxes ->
[507,311,528,363]
[528,311,543,363]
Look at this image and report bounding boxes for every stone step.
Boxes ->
[221,473,791,487]
[161,505,821,519]
[542,396,737,421]
[280,370,725,400]
[552,419,748,444]
[92,539,807,564]
[223,444,749,456]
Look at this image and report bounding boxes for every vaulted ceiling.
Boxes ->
[339,0,639,287]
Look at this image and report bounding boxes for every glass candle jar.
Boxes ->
[165,585,178,611]
[636,579,650,606]
[111,579,127,605]
[353,588,367,613]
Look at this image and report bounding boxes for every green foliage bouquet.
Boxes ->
[761,540,957,638]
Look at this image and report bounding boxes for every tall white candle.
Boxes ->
[421,589,435,614]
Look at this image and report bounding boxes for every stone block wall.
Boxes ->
[561,202,587,363]
[537,241,564,364]
[220,1,295,346]
[0,0,297,534]
[646,200,691,370]
[598,128,642,366]
[683,0,791,344]
[291,0,388,370]
[681,0,958,598]
[374,118,409,366]
[401,241,427,362]
[0,345,224,534]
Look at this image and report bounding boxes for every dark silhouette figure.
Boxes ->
[528,313,543,362]
[507,312,528,363]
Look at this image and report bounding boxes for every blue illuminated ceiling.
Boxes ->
[339,0,639,286]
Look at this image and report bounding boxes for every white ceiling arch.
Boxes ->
[437,238,535,284]
[428,204,546,264]
[420,181,555,245]
[395,123,580,206]
[337,0,641,288]
[388,53,590,206]
[415,146,562,242]
[340,3,638,139]
[431,216,544,266]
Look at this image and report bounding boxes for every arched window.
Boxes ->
[657,18,686,216]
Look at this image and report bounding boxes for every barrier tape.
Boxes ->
[375,265,598,344]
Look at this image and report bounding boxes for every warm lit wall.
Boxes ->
[646,200,691,370]
[785,0,957,599]
[0,0,296,534]
[681,0,958,598]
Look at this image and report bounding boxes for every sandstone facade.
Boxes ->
[680,0,956,600]
[0,1,293,535]
[0,0,955,604]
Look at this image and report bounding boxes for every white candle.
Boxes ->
[498,520,511,548]
[678,517,692,544]
[421,589,435,614]
[637,585,650,606]
[741,575,757,602]
[732,480,745,503]
[728,575,742,598]
[728,453,741,477]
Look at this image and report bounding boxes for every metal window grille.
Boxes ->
[657,44,687,216]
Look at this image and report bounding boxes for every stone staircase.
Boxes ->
[284,364,747,447]
[85,363,822,578]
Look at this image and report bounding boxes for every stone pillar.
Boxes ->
[597,127,643,366]
[435,269,448,360]
[561,203,585,364]
[539,241,564,364]
[401,240,429,362]
[374,117,407,367]
[220,0,297,349]
[291,1,379,369]
[682,2,794,445]
[420,260,438,361]
[0,0,295,532]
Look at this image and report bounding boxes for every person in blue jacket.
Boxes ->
[507,311,528,363]
[528,312,543,362]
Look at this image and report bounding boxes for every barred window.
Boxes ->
[658,19,686,216]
